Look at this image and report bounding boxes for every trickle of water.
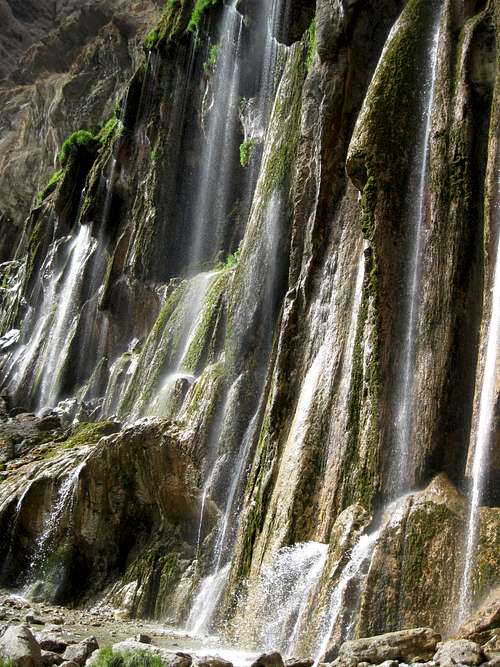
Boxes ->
[213,412,259,572]
[312,531,379,666]
[458,180,500,623]
[186,563,231,636]
[26,465,83,587]
[391,8,442,494]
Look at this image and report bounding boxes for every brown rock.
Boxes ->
[251,653,285,667]
[62,637,98,666]
[0,625,43,667]
[336,628,441,666]
[41,650,64,666]
[433,640,484,666]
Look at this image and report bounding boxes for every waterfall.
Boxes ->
[458,191,500,623]
[248,542,327,653]
[38,225,95,408]
[25,464,83,591]
[186,563,232,637]
[312,531,379,666]
[188,2,244,273]
[390,8,442,493]
[115,269,219,419]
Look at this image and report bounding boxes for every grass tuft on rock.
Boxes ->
[93,648,165,667]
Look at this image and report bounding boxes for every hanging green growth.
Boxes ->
[58,130,96,167]
[36,170,63,205]
[204,43,220,71]
[239,139,257,167]
[188,0,219,33]
[97,116,121,146]
[306,19,317,70]
[144,26,161,50]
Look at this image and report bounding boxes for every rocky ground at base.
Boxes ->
[0,594,499,667]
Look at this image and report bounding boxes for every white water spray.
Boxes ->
[458,179,500,623]
[392,12,442,492]
[313,531,379,666]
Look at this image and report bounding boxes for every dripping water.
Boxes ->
[391,9,442,494]
[458,175,500,624]
[312,531,379,666]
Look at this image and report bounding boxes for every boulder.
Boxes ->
[195,657,233,667]
[285,660,314,667]
[433,640,484,666]
[36,635,68,653]
[133,634,151,645]
[0,625,43,667]
[457,592,500,644]
[41,650,64,666]
[62,638,98,666]
[251,654,285,667]
[25,616,44,627]
[336,628,441,665]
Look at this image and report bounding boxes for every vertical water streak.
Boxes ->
[186,563,231,636]
[391,12,442,493]
[38,225,95,408]
[213,412,259,571]
[26,464,83,588]
[458,187,500,622]
[312,531,379,666]
[249,542,328,652]
[188,4,244,272]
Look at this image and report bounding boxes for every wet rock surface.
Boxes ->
[333,629,442,666]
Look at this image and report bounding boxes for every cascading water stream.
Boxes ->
[458,185,500,624]
[143,270,219,417]
[26,465,83,588]
[390,8,442,494]
[312,531,380,666]
[250,542,328,653]
[38,225,95,408]
[188,2,244,272]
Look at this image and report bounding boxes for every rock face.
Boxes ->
[0,419,204,611]
[0,0,161,234]
[0,0,498,656]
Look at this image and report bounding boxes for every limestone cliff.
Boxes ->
[0,0,498,658]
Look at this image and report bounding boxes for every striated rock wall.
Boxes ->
[0,0,498,653]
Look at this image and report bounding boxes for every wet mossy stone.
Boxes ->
[347,0,441,191]
[59,130,99,168]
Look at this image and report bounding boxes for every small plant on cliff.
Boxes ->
[59,130,95,167]
[239,139,257,167]
[203,43,220,71]
[144,26,161,50]
[187,0,219,33]
[306,19,317,70]
[98,116,120,146]
[216,248,240,271]
[0,659,13,667]
[36,170,63,205]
